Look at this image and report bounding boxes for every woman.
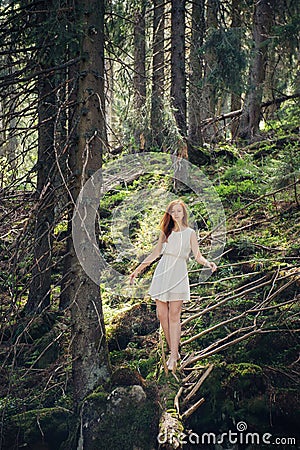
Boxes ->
[129,199,217,372]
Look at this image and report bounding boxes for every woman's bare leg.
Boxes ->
[168,301,183,370]
[156,300,171,349]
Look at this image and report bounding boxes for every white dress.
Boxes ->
[148,227,194,302]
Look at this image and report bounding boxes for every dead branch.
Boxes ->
[225,218,273,234]
[181,275,271,327]
[174,387,183,415]
[182,276,297,347]
[190,270,261,286]
[158,410,184,449]
[201,178,300,242]
[182,365,214,406]
[181,398,205,420]
[200,93,300,127]
[184,328,260,368]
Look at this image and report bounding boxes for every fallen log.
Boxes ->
[158,409,184,450]
[200,93,300,127]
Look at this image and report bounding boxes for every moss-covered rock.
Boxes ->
[108,302,159,351]
[111,366,145,387]
[81,376,159,450]
[224,363,265,398]
[2,407,74,450]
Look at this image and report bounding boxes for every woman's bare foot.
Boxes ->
[167,352,180,366]
[167,357,177,373]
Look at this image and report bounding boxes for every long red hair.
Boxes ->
[160,200,189,241]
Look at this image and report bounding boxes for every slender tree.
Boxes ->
[150,0,165,149]
[133,0,146,151]
[25,0,57,313]
[188,0,205,164]
[171,0,186,136]
[3,58,18,177]
[238,0,274,140]
[230,0,242,138]
[201,0,218,141]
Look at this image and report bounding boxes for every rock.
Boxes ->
[111,366,145,387]
[107,385,147,414]
[80,381,159,450]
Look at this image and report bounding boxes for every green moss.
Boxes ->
[85,388,108,405]
[3,407,74,450]
[83,383,159,450]
[226,362,263,378]
[107,302,158,352]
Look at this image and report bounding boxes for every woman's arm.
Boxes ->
[129,231,165,284]
[190,230,217,272]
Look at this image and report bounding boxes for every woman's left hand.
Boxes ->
[207,261,217,273]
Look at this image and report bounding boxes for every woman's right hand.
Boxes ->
[129,270,138,285]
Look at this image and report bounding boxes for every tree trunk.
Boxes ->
[106,57,116,149]
[188,0,205,164]
[59,59,78,311]
[263,40,278,121]
[238,0,273,141]
[230,0,242,139]
[201,0,218,141]
[59,2,80,311]
[69,0,111,414]
[171,0,186,136]
[26,0,56,314]
[150,0,165,149]
[1,2,18,179]
[4,58,18,177]
[133,1,146,151]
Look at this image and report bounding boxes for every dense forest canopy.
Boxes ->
[0,0,299,449]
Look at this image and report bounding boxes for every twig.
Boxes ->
[181,275,270,327]
[182,364,214,406]
[187,329,260,366]
[174,387,183,416]
[190,271,261,286]
[181,398,205,420]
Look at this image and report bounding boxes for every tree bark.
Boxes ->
[238,0,274,140]
[188,0,205,164]
[69,0,111,412]
[151,0,165,149]
[171,0,186,136]
[133,1,146,151]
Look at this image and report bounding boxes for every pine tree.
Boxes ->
[171,0,186,136]
[151,0,165,149]
[238,0,274,140]
[68,0,111,419]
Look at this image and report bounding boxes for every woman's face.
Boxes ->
[169,203,184,223]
